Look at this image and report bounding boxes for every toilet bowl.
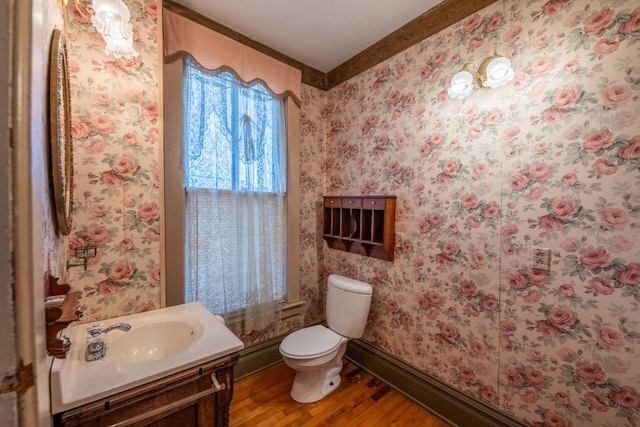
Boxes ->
[280,325,348,403]
[279,275,372,403]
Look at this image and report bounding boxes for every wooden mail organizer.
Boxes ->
[322,196,396,261]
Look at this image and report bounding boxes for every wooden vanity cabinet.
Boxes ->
[54,353,239,427]
[322,195,396,261]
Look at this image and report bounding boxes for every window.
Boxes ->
[182,59,286,330]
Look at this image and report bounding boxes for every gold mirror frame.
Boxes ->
[49,29,73,235]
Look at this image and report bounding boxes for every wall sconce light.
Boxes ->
[447,51,514,100]
[73,0,138,59]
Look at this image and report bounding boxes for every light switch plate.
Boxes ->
[532,247,551,271]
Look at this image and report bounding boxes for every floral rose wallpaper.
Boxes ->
[63,0,640,425]
[64,0,326,335]
[66,0,161,321]
[295,85,327,329]
[320,0,640,425]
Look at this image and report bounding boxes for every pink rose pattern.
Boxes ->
[318,1,640,426]
[64,0,640,425]
[66,0,162,319]
[65,0,325,336]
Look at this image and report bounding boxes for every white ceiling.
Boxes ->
[172,0,446,73]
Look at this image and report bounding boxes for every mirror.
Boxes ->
[49,28,73,235]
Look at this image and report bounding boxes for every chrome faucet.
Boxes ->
[85,322,131,361]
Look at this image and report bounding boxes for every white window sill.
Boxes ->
[217,299,303,323]
[280,300,304,320]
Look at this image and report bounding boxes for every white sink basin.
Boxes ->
[50,302,244,414]
[111,318,202,363]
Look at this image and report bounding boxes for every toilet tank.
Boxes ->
[326,274,373,339]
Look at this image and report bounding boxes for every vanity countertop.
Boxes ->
[50,302,244,414]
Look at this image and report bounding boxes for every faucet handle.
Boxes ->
[60,335,72,352]
[87,323,105,337]
[86,333,105,346]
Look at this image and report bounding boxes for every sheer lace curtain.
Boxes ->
[184,59,286,334]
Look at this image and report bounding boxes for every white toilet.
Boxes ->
[279,274,373,403]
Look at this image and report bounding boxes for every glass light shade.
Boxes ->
[91,0,138,59]
[483,56,514,88]
[447,70,474,99]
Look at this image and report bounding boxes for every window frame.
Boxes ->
[162,60,301,319]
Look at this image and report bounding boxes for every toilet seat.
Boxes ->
[280,325,343,359]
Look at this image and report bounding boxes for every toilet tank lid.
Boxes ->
[328,274,372,295]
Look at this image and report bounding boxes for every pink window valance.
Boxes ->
[163,9,302,102]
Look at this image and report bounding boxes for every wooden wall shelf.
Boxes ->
[322,196,396,261]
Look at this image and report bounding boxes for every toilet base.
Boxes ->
[290,363,342,403]
[282,338,348,403]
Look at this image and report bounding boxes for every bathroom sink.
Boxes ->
[50,302,244,414]
[110,318,202,363]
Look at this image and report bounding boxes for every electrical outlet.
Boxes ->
[532,247,551,271]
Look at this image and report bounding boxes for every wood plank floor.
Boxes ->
[230,362,451,427]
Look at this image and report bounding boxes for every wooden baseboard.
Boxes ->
[345,339,528,427]
[234,335,286,380]
[235,335,526,427]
